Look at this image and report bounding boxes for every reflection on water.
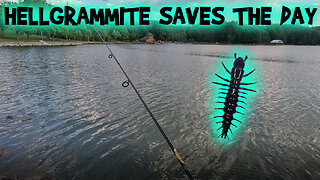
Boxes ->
[0,44,320,179]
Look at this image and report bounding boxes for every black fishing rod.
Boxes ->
[93,26,193,180]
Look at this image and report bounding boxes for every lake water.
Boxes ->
[0,44,320,179]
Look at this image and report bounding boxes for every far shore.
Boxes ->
[0,40,315,47]
[0,40,104,47]
[0,40,166,47]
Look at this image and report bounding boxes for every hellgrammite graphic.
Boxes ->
[212,53,256,140]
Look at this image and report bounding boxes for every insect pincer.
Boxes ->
[234,53,248,62]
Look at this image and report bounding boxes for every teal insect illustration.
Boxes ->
[212,53,256,140]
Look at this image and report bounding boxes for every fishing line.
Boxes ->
[93,26,194,180]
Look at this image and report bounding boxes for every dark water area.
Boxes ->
[0,44,320,179]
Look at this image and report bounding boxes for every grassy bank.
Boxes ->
[0,30,93,46]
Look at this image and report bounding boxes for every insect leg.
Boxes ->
[215,73,230,83]
[238,100,246,104]
[239,87,256,92]
[219,88,229,91]
[238,95,247,99]
[231,123,237,128]
[215,102,224,104]
[243,69,256,77]
[217,96,225,99]
[239,91,247,95]
[221,62,231,74]
[213,116,223,118]
[212,82,229,87]
[219,92,227,95]
[214,108,224,110]
[241,82,257,85]
[233,118,242,123]
[236,111,245,115]
[216,121,222,124]
[237,105,246,110]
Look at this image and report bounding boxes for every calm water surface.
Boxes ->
[0,44,320,179]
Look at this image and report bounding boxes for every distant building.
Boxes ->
[138,36,156,44]
[270,40,284,44]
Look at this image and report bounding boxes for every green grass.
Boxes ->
[0,30,45,42]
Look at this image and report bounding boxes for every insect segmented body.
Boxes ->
[212,53,256,140]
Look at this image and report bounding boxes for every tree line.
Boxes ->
[1,0,320,45]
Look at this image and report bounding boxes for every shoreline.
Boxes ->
[0,40,317,47]
[0,40,103,47]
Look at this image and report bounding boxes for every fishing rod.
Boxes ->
[93,26,194,180]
